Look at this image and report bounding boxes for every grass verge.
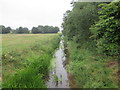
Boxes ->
[67,41,119,88]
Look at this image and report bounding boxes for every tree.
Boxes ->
[31,27,40,34]
[22,27,29,33]
[38,25,44,33]
[15,27,29,34]
[62,2,99,44]
[31,25,59,34]
[90,1,120,56]
[0,25,11,34]
[54,27,59,33]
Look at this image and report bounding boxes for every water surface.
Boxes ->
[47,40,69,88]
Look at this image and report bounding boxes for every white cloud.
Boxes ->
[0,0,72,30]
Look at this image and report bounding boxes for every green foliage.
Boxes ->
[62,1,119,88]
[90,1,120,56]
[14,27,30,34]
[67,41,118,88]
[62,2,99,44]
[3,54,49,88]
[0,25,59,34]
[32,25,59,34]
[0,25,11,34]
[2,34,60,88]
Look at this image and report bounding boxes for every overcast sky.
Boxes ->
[0,0,72,30]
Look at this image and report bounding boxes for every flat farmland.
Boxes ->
[2,34,59,53]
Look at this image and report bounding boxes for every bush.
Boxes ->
[90,1,120,56]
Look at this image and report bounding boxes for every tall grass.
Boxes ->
[67,41,118,88]
[2,34,60,88]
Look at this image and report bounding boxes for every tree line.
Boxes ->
[0,25,59,34]
[62,1,120,57]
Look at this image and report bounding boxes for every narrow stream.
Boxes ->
[47,40,69,88]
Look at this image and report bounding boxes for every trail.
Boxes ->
[47,39,69,88]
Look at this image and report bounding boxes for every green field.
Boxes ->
[2,34,59,53]
[2,34,60,88]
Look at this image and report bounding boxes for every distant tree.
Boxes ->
[22,27,29,33]
[54,27,59,33]
[0,25,11,34]
[5,27,11,33]
[31,27,41,34]
[11,29,16,34]
[15,27,29,34]
[42,26,59,33]
[0,25,5,34]
[31,25,59,34]
[38,25,45,33]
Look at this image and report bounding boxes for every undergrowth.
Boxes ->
[67,41,119,88]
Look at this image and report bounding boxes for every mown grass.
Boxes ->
[2,34,60,88]
[67,41,119,88]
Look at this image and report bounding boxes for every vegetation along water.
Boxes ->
[62,1,120,88]
[2,34,60,88]
[1,0,120,89]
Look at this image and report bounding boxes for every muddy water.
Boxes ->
[47,40,69,88]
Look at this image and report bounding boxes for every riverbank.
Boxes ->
[2,34,60,88]
[66,41,119,88]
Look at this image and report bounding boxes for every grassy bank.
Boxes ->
[67,41,119,88]
[2,34,60,88]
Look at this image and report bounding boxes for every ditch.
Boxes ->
[47,39,70,88]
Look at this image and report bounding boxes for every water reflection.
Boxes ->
[47,40,69,88]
